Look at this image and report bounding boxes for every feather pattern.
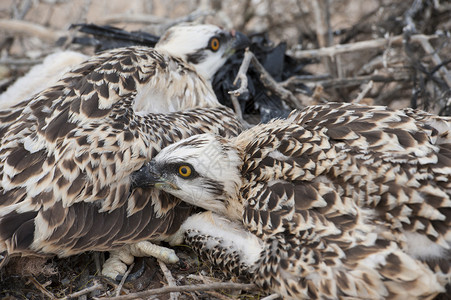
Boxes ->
[0,24,244,259]
[146,102,451,299]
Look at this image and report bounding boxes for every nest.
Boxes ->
[0,0,451,299]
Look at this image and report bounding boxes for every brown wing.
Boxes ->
[0,45,241,256]
[236,103,451,298]
[237,103,451,248]
[241,179,445,299]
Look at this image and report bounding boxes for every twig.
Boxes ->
[59,282,104,300]
[250,52,304,108]
[12,0,32,20]
[0,19,64,42]
[186,274,221,284]
[403,0,422,34]
[282,72,409,91]
[97,14,168,25]
[95,282,256,300]
[204,291,235,300]
[417,36,451,87]
[353,80,374,103]
[158,260,180,300]
[229,49,252,97]
[229,49,303,109]
[288,34,440,59]
[162,9,215,31]
[228,49,252,128]
[93,252,102,276]
[261,293,281,300]
[115,263,134,297]
[310,0,337,79]
[0,57,44,66]
[98,10,215,33]
[28,276,56,300]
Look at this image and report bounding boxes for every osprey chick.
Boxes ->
[140,102,451,299]
[0,23,246,279]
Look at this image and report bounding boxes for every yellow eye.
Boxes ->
[210,38,220,51]
[178,165,192,177]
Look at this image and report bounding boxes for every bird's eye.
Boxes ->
[178,165,192,178]
[209,38,220,51]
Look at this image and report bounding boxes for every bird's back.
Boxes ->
[235,102,451,299]
[0,46,239,257]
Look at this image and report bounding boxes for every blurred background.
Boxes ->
[1,0,451,119]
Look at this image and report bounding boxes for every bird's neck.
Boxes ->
[225,197,245,222]
[223,145,246,222]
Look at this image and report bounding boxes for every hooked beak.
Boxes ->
[223,30,249,58]
[131,162,180,190]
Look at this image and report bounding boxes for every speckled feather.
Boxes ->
[149,102,451,299]
[0,43,242,258]
[237,103,451,299]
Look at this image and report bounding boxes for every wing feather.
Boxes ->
[0,46,241,256]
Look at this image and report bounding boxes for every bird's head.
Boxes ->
[132,134,242,216]
[155,23,249,81]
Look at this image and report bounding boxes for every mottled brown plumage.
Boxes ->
[0,23,246,277]
[143,102,451,299]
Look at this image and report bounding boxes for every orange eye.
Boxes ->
[210,38,220,51]
[178,165,192,177]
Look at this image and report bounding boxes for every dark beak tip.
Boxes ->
[232,31,250,50]
[131,162,161,189]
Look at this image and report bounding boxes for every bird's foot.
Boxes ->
[101,241,179,280]
[129,241,179,264]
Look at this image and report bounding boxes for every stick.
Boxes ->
[249,52,304,108]
[228,49,253,128]
[59,282,104,300]
[98,9,214,31]
[0,57,44,66]
[353,80,374,103]
[162,9,215,30]
[28,276,56,300]
[229,50,303,108]
[403,0,422,33]
[95,282,256,300]
[158,260,180,300]
[310,0,337,78]
[204,291,235,300]
[229,49,252,97]
[115,263,134,297]
[261,293,281,300]
[97,14,168,25]
[228,49,303,109]
[286,72,410,89]
[0,19,64,42]
[288,34,440,59]
[417,36,451,87]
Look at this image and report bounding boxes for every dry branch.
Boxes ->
[287,72,410,89]
[261,293,281,300]
[353,80,374,103]
[288,34,440,59]
[97,9,215,32]
[95,282,256,300]
[158,260,180,300]
[114,263,133,297]
[0,19,64,42]
[59,282,104,300]
[228,49,252,128]
[229,49,303,109]
[97,14,168,24]
[417,37,451,87]
[28,276,56,300]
